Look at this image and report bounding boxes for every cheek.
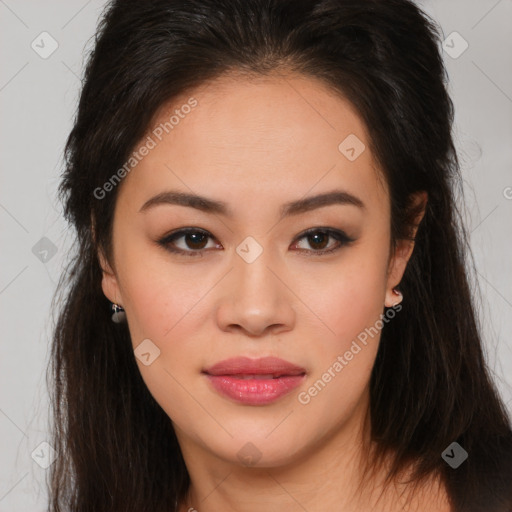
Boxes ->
[295,262,388,430]
[117,257,210,423]
[315,250,389,350]
[115,230,207,342]
[297,242,390,418]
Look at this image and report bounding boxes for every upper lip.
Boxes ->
[203,356,306,377]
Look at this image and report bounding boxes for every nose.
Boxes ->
[215,249,296,338]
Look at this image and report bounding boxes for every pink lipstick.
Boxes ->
[203,356,306,405]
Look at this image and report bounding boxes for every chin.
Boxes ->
[204,430,311,469]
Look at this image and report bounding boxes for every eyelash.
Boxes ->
[157,227,356,257]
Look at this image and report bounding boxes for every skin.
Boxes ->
[98,72,448,511]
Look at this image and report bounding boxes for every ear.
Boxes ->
[384,191,428,307]
[98,246,123,307]
[92,212,124,307]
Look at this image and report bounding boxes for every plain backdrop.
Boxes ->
[0,0,511,510]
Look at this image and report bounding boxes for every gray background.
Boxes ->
[0,0,511,509]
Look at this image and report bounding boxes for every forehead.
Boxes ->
[118,71,388,214]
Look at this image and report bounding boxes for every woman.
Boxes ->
[48,0,512,510]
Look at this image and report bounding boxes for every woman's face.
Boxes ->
[99,73,414,468]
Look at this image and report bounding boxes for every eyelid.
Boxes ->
[157,226,355,257]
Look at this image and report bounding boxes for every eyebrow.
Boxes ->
[139,189,365,218]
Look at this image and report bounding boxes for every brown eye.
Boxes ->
[158,226,355,257]
[305,231,330,250]
[292,228,355,254]
[158,228,218,256]
[181,232,209,250]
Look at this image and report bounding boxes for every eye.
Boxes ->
[158,228,219,257]
[157,227,355,257]
[291,228,355,255]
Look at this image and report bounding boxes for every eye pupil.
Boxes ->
[186,232,208,249]
[308,232,329,250]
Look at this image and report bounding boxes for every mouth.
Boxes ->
[202,357,306,405]
[218,373,303,379]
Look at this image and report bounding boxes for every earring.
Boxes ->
[391,287,403,306]
[111,303,126,323]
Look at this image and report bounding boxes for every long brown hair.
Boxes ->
[48,0,512,510]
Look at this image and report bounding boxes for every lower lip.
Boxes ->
[205,374,305,405]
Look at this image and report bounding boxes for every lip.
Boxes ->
[203,356,306,406]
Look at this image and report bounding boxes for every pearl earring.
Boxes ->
[111,303,126,323]
[391,287,403,306]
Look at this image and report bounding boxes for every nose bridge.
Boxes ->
[233,235,281,306]
[215,236,295,335]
